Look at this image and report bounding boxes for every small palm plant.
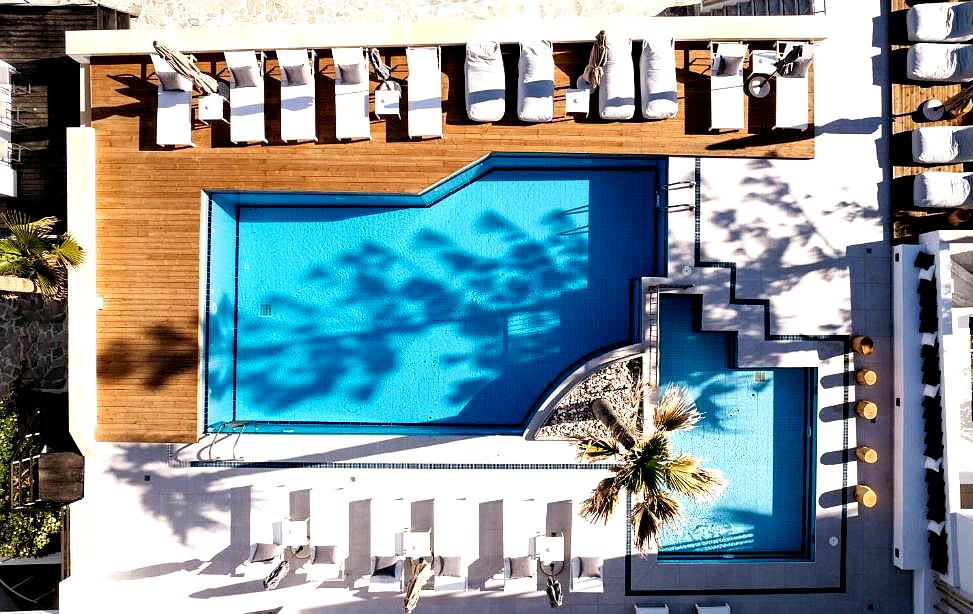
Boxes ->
[574,384,725,554]
[0,212,84,300]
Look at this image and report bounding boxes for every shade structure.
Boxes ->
[403,559,434,613]
[152,41,219,95]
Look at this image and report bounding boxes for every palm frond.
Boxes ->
[630,491,682,554]
[652,385,702,433]
[51,233,84,268]
[614,432,669,495]
[662,454,726,501]
[579,477,621,524]
[572,434,621,462]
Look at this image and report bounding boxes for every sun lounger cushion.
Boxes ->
[600,34,635,120]
[251,543,277,563]
[465,41,505,122]
[518,41,555,123]
[913,126,973,164]
[908,43,973,81]
[578,557,602,578]
[641,35,677,120]
[914,172,973,207]
[438,556,462,576]
[374,556,398,576]
[908,2,973,42]
[406,47,444,138]
[710,43,747,130]
[507,556,532,579]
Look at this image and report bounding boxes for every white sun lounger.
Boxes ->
[913,126,973,164]
[518,41,555,123]
[775,42,813,131]
[696,605,731,614]
[225,50,267,144]
[710,42,747,131]
[600,33,635,120]
[501,499,542,593]
[908,2,973,42]
[640,34,677,120]
[907,43,973,82]
[306,489,347,582]
[406,47,443,139]
[570,502,605,593]
[465,41,505,122]
[241,485,288,576]
[914,172,973,207]
[150,54,195,147]
[634,607,670,614]
[432,498,476,591]
[277,49,317,143]
[332,47,371,141]
[368,498,409,593]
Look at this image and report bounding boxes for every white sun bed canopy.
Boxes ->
[66,16,829,62]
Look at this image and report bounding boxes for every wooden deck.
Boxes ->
[91,43,815,443]
[889,0,973,239]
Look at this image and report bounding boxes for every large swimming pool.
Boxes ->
[657,295,815,559]
[204,154,667,433]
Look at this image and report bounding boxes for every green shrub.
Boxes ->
[0,392,60,559]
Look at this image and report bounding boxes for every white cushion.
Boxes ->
[640,35,677,120]
[908,2,973,43]
[465,41,505,122]
[156,89,193,146]
[914,172,973,207]
[517,41,554,123]
[907,43,973,81]
[599,34,635,120]
[912,126,973,164]
[407,47,443,138]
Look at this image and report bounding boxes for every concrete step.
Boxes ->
[737,333,829,368]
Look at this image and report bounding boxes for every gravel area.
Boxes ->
[534,356,644,442]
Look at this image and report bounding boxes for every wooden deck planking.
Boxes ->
[92,43,815,443]
[889,0,973,238]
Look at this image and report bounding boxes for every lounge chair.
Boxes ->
[599,33,635,120]
[710,42,747,130]
[241,485,288,576]
[914,172,973,207]
[305,489,347,582]
[517,41,554,123]
[908,2,973,43]
[697,605,731,614]
[432,499,476,591]
[332,47,371,141]
[225,50,267,144]
[912,126,973,164]
[501,499,542,593]
[150,54,195,147]
[465,41,505,122]
[570,502,604,593]
[775,42,813,130]
[406,47,443,139]
[277,49,317,143]
[368,498,409,593]
[907,44,973,82]
[634,607,670,614]
[640,34,677,120]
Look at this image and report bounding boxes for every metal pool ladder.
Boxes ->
[206,420,253,461]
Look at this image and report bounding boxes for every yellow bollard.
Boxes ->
[855,400,878,420]
[851,336,874,356]
[855,369,878,386]
[856,446,878,464]
[856,484,877,508]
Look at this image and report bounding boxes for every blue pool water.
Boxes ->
[205,154,666,433]
[657,295,815,558]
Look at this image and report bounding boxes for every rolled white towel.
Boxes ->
[914,171,973,207]
[907,43,973,81]
[908,2,973,43]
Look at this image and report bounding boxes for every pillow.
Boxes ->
[313,545,337,565]
[438,556,462,577]
[158,72,185,92]
[337,62,365,85]
[251,542,277,563]
[373,556,398,577]
[507,556,532,579]
[231,65,257,88]
[718,55,743,77]
[284,63,312,86]
[577,557,602,578]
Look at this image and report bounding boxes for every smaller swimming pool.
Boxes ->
[657,295,816,560]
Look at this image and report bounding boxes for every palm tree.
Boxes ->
[573,384,725,554]
[0,212,84,300]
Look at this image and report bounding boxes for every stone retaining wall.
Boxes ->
[0,287,67,396]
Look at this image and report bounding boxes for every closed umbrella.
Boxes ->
[583,30,609,88]
[546,576,563,608]
[403,559,434,613]
[262,559,289,591]
[152,40,219,95]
